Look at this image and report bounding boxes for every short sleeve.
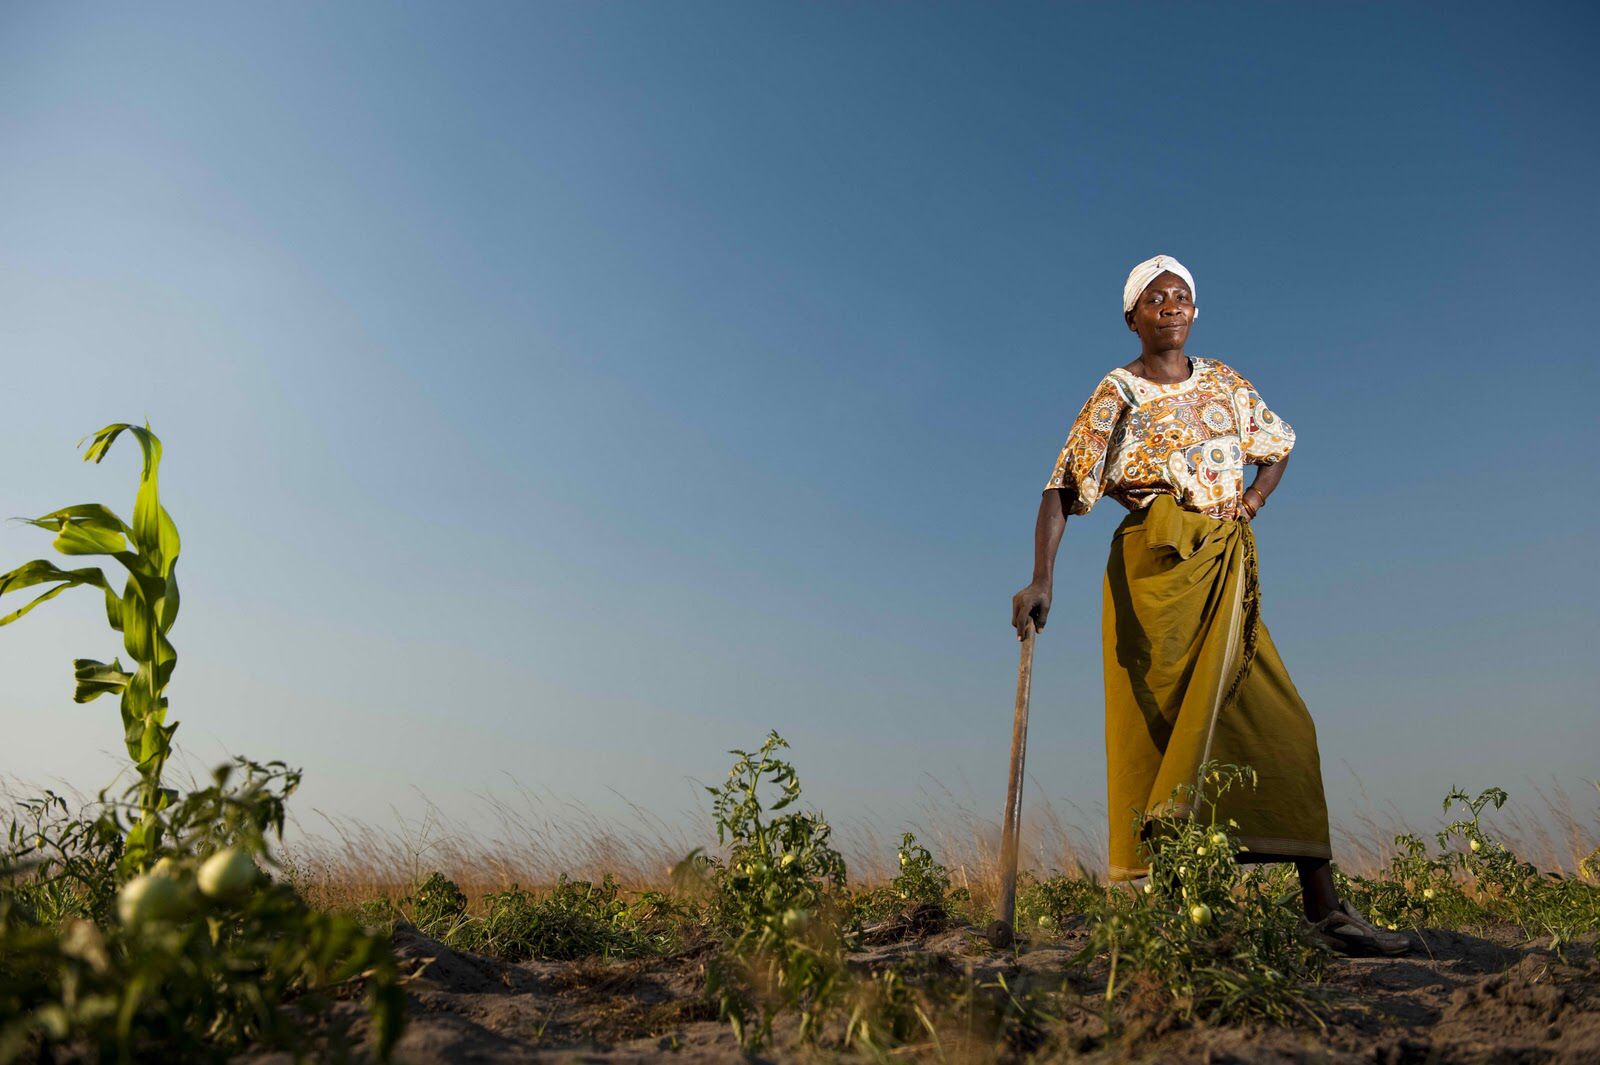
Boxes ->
[1230,370,1295,465]
[1044,375,1128,515]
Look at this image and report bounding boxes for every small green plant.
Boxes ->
[1337,830,1479,934]
[1017,870,1108,934]
[891,832,950,905]
[698,731,850,1049]
[843,962,943,1056]
[473,874,675,961]
[1439,785,1600,950]
[1338,783,1600,954]
[398,872,471,940]
[849,831,953,930]
[1088,762,1327,1028]
[0,424,182,870]
[1581,782,1600,882]
[388,870,683,963]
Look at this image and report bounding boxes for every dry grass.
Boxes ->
[275,772,1599,913]
[282,784,709,912]
[8,764,1593,913]
[1330,773,1600,879]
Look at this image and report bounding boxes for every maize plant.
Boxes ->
[0,423,180,870]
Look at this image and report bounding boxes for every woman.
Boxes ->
[1010,254,1408,957]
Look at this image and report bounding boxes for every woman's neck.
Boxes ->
[1132,348,1191,383]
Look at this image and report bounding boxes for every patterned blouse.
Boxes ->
[1044,357,1295,521]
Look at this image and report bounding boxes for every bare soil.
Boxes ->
[244,921,1600,1063]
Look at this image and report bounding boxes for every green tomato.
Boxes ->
[198,848,258,900]
[782,908,811,933]
[1209,832,1228,847]
[150,856,184,879]
[1469,838,1483,853]
[118,874,185,927]
[1189,903,1212,926]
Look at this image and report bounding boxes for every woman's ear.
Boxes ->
[1124,310,1138,332]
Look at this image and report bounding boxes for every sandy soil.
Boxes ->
[244,920,1600,1063]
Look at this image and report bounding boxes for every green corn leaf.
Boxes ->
[103,583,125,632]
[20,502,132,556]
[161,563,180,630]
[72,658,132,703]
[118,571,177,666]
[120,579,156,664]
[0,559,112,625]
[81,423,180,576]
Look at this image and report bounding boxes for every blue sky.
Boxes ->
[2,2,1595,863]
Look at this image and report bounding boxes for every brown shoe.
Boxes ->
[1304,900,1411,956]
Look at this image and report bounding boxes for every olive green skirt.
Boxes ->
[1103,494,1330,880]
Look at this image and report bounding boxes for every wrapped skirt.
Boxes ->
[1103,493,1331,880]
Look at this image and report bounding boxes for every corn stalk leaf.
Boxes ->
[82,424,180,578]
[0,559,113,626]
[73,657,132,703]
[20,503,132,556]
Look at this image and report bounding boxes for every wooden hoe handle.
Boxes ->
[987,619,1035,948]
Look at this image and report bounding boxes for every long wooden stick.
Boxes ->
[988,619,1035,947]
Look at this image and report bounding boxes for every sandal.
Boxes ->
[1304,900,1411,956]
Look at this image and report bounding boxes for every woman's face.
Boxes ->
[1125,270,1195,348]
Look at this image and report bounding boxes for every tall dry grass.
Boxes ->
[8,764,1593,913]
[276,771,1599,913]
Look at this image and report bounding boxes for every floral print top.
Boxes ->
[1044,357,1295,521]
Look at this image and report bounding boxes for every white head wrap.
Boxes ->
[1122,254,1197,319]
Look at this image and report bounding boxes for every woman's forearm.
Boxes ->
[1032,488,1072,586]
[1247,453,1289,503]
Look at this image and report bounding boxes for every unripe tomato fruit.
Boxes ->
[198,848,258,899]
[118,874,185,926]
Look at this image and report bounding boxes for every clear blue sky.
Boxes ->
[2,3,1595,863]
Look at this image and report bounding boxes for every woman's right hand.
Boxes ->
[1011,581,1052,637]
